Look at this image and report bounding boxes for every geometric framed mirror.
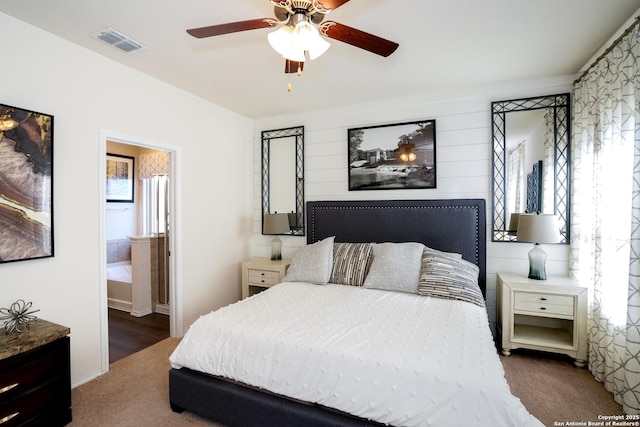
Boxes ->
[261,125,305,236]
[491,93,570,243]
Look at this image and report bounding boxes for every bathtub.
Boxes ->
[107,261,132,312]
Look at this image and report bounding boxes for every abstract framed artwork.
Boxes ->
[106,154,135,203]
[348,120,436,191]
[0,103,54,263]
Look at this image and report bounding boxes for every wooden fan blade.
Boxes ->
[322,21,398,57]
[187,19,275,38]
[317,0,351,10]
[284,60,304,74]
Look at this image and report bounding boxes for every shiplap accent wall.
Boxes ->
[252,79,573,326]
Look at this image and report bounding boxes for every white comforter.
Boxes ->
[170,282,542,427]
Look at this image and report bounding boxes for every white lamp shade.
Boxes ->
[295,21,329,60]
[268,26,296,57]
[263,213,290,235]
[268,21,329,62]
[516,213,561,244]
[507,213,521,235]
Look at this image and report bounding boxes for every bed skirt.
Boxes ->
[169,367,385,427]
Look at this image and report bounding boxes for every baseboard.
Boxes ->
[130,308,153,317]
[108,298,132,313]
[155,303,170,316]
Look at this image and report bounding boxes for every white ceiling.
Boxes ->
[1,1,639,119]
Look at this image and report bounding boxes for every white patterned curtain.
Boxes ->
[138,151,170,236]
[542,111,555,212]
[139,151,170,179]
[570,19,640,413]
[507,141,525,214]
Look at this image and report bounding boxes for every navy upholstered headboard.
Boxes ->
[306,199,487,295]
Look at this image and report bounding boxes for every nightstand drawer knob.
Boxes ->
[540,307,546,310]
[0,412,19,424]
[0,383,18,394]
[540,297,547,301]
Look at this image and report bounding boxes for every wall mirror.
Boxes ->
[262,126,305,236]
[491,93,570,243]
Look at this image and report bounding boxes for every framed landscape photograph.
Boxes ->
[348,120,436,191]
[106,154,134,202]
[0,103,54,263]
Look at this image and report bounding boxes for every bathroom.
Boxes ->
[105,141,171,358]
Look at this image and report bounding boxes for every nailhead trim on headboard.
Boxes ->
[306,199,486,296]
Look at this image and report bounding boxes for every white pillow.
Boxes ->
[283,236,335,285]
[363,242,424,293]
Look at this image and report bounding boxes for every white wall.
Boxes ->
[0,12,253,386]
[252,79,574,327]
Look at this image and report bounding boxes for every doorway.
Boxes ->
[100,130,181,373]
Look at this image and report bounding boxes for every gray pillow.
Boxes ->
[418,249,484,306]
[363,242,424,293]
[283,236,335,285]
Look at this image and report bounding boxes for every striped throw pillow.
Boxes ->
[418,248,484,306]
[330,243,374,286]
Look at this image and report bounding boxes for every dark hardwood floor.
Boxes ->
[108,308,170,364]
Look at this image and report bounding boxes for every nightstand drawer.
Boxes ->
[514,292,574,316]
[248,269,281,286]
[242,258,291,299]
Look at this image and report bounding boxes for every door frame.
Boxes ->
[98,129,183,373]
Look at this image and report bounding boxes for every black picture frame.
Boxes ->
[106,154,135,203]
[0,103,54,264]
[348,120,436,191]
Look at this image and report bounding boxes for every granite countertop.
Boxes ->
[0,319,70,360]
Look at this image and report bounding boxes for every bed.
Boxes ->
[169,199,542,427]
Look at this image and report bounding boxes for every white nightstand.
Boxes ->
[241,258,291,299]
[497,272,587,367]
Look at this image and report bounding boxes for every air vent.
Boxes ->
[92,27,146,53]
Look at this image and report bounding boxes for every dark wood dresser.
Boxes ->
[0,320,71,426]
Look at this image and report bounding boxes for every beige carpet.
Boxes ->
[71,338,623,427]
[70,338,218,427]
[501,350,623,426]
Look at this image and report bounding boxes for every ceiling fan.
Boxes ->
[186,0,399,75]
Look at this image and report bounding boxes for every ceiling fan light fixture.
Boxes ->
[294,21,330,60]
[268,25,305,62]
[268,19,329,62]
[268,25,293,55]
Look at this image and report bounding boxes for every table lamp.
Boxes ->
[516,213,561,280]
[507,213,521,236]
[263,213,290,260]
